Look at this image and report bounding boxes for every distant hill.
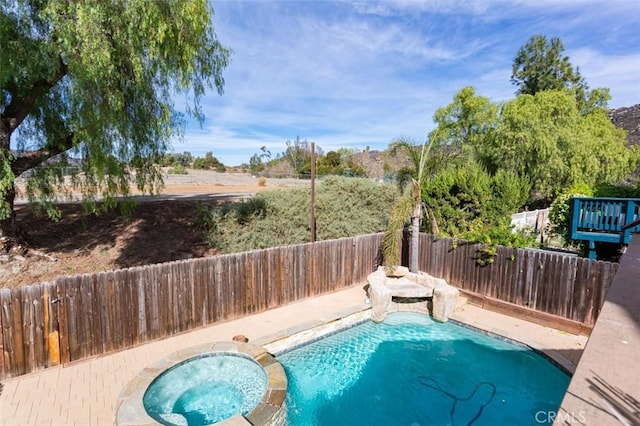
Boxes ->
[609,104,640,146]
[262,148,410,180]
[259,106,640,180]
[345,150,398,180]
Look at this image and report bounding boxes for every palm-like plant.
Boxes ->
[383,137,438,273]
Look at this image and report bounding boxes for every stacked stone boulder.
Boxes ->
[367,266,459,323]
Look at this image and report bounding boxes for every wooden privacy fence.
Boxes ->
[1,232,618,380]
[0,234,384,380]
[416,234,617,326]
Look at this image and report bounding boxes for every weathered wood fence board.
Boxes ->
[0,282,61,378]
[1,232,618,380]
[416,234,617,324]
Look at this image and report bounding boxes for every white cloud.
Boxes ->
[180,0,640,165]
[570,48,640,108]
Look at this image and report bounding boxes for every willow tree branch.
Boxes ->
[11,132,75,176]
[0,56,67,134]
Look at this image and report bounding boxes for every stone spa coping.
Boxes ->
[115,341,287,426]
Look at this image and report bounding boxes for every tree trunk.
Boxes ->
[410,201,421,273]
[0,185,24,252]
[1,121,20,250]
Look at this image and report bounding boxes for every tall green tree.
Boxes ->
[511,34,608,113]
[0,0,230,248]
[429,86,499,171]
[491,90,636,201]
[194,152,224,170]
[248,146,270,174]
[283,136,311,174]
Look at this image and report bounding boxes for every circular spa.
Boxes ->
[144,353,266,424]
[115,342,287,426]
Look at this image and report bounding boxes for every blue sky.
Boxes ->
[176,0,640,166]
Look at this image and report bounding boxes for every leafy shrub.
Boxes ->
[548,183,594,245]
[594,182,640,198]
[167,164,188,174]
[235,198,267,225]
[192,158,208,170]
[460,217,535,247]
[423,163,530,240]
[456,217,538,265]
[194,203,217,232]
[197,176,398,252]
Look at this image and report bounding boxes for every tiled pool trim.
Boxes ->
[448,319,575,376]
[114,342,287,426]
[263,309,577,376]
[263,310,371,356]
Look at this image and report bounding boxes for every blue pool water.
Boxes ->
[277,313,569,426]
[143,353,267,425]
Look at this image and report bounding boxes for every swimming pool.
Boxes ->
[277,312,569,425]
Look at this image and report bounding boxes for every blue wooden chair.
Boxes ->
[569,197,640,259]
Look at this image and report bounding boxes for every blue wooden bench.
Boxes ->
[569,197,640,259]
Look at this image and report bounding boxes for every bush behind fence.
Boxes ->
[0,233,616,380]
[416,234,616,325]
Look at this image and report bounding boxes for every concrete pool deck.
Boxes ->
[0,284,587,426]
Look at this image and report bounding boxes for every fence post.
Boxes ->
[55,279,70,364]
[0,288,6,380]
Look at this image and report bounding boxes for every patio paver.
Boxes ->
[0,283,587,426]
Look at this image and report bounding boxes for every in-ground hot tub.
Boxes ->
[116,342,287,425]
[144,353,267,424]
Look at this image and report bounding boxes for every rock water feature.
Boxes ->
[368,266,459,323]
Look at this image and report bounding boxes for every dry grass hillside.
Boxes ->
[2,172,308,288]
